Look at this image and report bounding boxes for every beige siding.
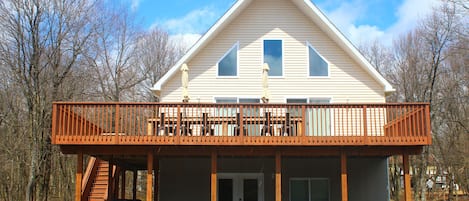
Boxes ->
[160,0,385,103]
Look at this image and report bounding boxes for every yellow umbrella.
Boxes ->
[181,63,190,102]
[262,63,270,103]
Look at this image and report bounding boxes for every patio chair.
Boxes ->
[261,112,273,136]
[281,112,293,136]
[234,113,247,136]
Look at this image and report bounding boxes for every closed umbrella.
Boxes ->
[262,63,270,103]
[181,63,190,102]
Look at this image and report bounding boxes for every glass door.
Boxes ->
[219,179,234,201]
[218,173,263,201]
[286,98,331,136]
[308,98,331,136]
[215,98,237,136]
[242,179,259,201]
[239,98,260,136]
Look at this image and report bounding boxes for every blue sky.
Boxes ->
[127,0,441,47]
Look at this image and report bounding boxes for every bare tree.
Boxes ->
[0,0,98,200]
[361,3,466,200]
[446,0,469,10]
[137,27,185,101]
[85,3,145,102]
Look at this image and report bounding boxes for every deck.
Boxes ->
[52,102,431,146]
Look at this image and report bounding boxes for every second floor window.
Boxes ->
[264,40,283,76]
[218,43,238,76]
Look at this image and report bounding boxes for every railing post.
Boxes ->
[114,104,120,144]
[239,105,244,142]
[52,103,58,144]
[425,104,432,144]
[176,105,181,144]
[362,105,368,145]
[301,105,307,144]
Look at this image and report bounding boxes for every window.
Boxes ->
[286,98,332,136]
[290,178,329,201]
[218,43,238,76]
[214,98,260,136]
[308,43,328,77]
[286,98,307,117]
[263,40,283,76]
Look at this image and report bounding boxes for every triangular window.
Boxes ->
[218,43,238,76]
[308,43,328,77]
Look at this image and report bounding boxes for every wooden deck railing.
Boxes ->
[52,102,431,146]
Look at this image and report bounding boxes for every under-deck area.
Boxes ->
[68,145,422,201]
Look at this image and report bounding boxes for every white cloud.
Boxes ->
[348,25,385,45]
[321,0,441,46]
[156,0,441,50]
[151,6,222,50]
[326,1,365,33]
[169,33,202,50]
[155,6,219,35]
[129,0,141,12]
[384,0,441,44]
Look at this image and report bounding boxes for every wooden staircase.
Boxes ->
[89,160,110,201]
[82,158,117,201]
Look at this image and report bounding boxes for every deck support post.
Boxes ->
[132,169,137,200]
[120,169,126,199]
[114,167,119,199]
[75,153,83,201]
[108,157,114,201]
[211,151,217,201]
[147,152,154,201]
[154,158,159,201]
[341,152,348,201]
[275,152,281,201]
[403,154,412,201]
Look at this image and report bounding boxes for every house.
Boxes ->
[51,0,431,201]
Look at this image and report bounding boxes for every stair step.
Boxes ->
[85,160,111,201]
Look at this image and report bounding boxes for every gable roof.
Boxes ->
[151,0,395,93]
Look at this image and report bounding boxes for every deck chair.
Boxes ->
[158,113,173,136]
[234,113,247,136]
[261,112,273,136]
[201,113,214,136]
[179,112,192,136]
[281,112,293,136]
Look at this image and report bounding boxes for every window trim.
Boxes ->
[217,42,239,78]
[289,177,331,201]
[307,42,330,78]
[262,39,284,78]
[214,97,238,103]
[214,96,262,103]
[284,96,333,103]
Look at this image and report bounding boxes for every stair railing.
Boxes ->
[81,157,99,200]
